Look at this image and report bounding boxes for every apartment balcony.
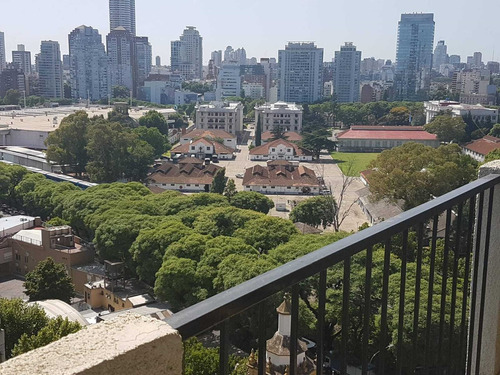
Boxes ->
[1,160,500,375]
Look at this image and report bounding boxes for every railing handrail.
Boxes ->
[165,173,500,339]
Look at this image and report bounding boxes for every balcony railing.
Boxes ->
[166,171,500,375]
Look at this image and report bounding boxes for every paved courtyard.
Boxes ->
[217,142,367,233]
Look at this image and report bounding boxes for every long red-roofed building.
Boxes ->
[336,125,440,152]
[462,135,500,162]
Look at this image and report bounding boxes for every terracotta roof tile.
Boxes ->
[463,136,500,156]
[337,126,437,141]
[261,131,303,142]
[183,129,236,139]
[172,137,235,155]
[147,160,222,185]
[242,161,320,188]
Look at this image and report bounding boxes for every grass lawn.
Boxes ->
[331,152,379,176]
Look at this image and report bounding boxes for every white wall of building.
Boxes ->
[244,185,320,195]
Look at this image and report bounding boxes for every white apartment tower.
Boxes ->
[69,26,110,101]
[170,26,203,80]
[12,45,32,75]
[216,63,241,100]
[278,42,323,103]
[106,27,135,94]
[38,41,63,99]
[109,0,136,36]
[334,42,361,103]
[0,32,6,71]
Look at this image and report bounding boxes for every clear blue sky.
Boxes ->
[1,0,498,65]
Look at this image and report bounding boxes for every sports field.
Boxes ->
[331,152,379,176]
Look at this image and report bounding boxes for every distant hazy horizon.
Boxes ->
[0,0,498,65]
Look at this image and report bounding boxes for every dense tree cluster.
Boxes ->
[45,110,171,182]
[424,114,466,143]
[368,143,478,209]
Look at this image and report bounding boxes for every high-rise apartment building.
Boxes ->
[107,27,135,94]
[433,40,448,71]
[211,50,222,67]
[395,13,435,100]
[38,41,63,98]
[472,52,483,68]
[109,0,136,36]
[334,42,361,103]
[278,42,323,103]
[170,26,203,80]
[135,36,152,88]
[216,63,241,100]
[69,26,109,101]
[12,45,32,75]
[155,56,161,67]
[0,32,6,71]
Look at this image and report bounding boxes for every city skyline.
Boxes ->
[0,0,498,66]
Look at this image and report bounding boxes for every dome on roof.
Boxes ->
[29,299,88,326]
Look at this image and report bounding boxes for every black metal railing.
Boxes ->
[166,173,500,375]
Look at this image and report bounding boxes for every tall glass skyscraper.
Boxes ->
[39,41,63,99]
[109,0,136,36]
[334,42,362,103]
[395,13,435,100]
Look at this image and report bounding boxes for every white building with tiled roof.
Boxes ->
[179,129,237,149]
[171,137,235,160]
[249,138,312,161]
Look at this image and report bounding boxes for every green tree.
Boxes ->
[192,206,261,237]
[424,114,467,143]
[300,129,336,159]
[155,257,200,308]
[210,168,226,194]
[0,299,49,359]
[133,126,171,157]
[12,316,81,357]
[112,85,130,99]
[230,191,274,214]
[489,124,500,138]
[271,124,287,140]
[45,111,90,175]
[484,149,500,163]
[223,179,237,201]
[255,115,262,146]
[24,258,75,304]
[290,195,337,228]
[4,89,21,105]
[138,110,169,135]
[368,143,477,209]
[183,337,241,375]
[123,139,155,181]
[384,106,410,125]
[63,83,72,99]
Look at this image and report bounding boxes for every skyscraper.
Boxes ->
[135,36,152,88]
[107,27,135,94]
[278,42,323,103]
[211,50,222,67]
[109,0,136,36]
[12,45,32,75]
[433,40,448,71]
[69,26,109,101]
[395,13,435,100]
[334,42,361,103]
[38,41,63,98]
[0,32,6,71]
[170,26,203,80]
[155,56,161,67]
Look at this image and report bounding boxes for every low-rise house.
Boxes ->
[261,131,302,144]
[242,160,321,195]
[249,138,313,161]
[146,158,223,192]
[356,187,404,226]
[462,135,500,162]
[179,129,237,150]
[171,137,235,160]
[336,126,439,152]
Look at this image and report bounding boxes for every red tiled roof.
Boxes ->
[337,126,437,141]
[147,161,222,185]
[360,169,374,184]
[463,136,500,156]
[242,161,320,188]
[250,138,312,156]
[261,131,303,142]
[183,129,236,139]
[172,137,235,155]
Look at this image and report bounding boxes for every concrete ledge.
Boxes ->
[0,313,183,375]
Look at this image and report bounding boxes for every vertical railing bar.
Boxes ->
[475,187,495,375]
[460,197,475,372]
[413,222,424,357]
[396,230,408,375]
[219,320,229,375]
[361,246,373,375]
[258,302,266,375]
[466,192,484,375]
[341,257,351,375]
[448,203,463,370]
[424,215,439,371]
[379,238,391,375]
[317,270,327,373]
[290,284,299,375]
[437,209,452,365]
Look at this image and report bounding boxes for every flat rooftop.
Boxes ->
[0,215,36,232]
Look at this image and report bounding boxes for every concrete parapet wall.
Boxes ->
[0,313,183,375]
